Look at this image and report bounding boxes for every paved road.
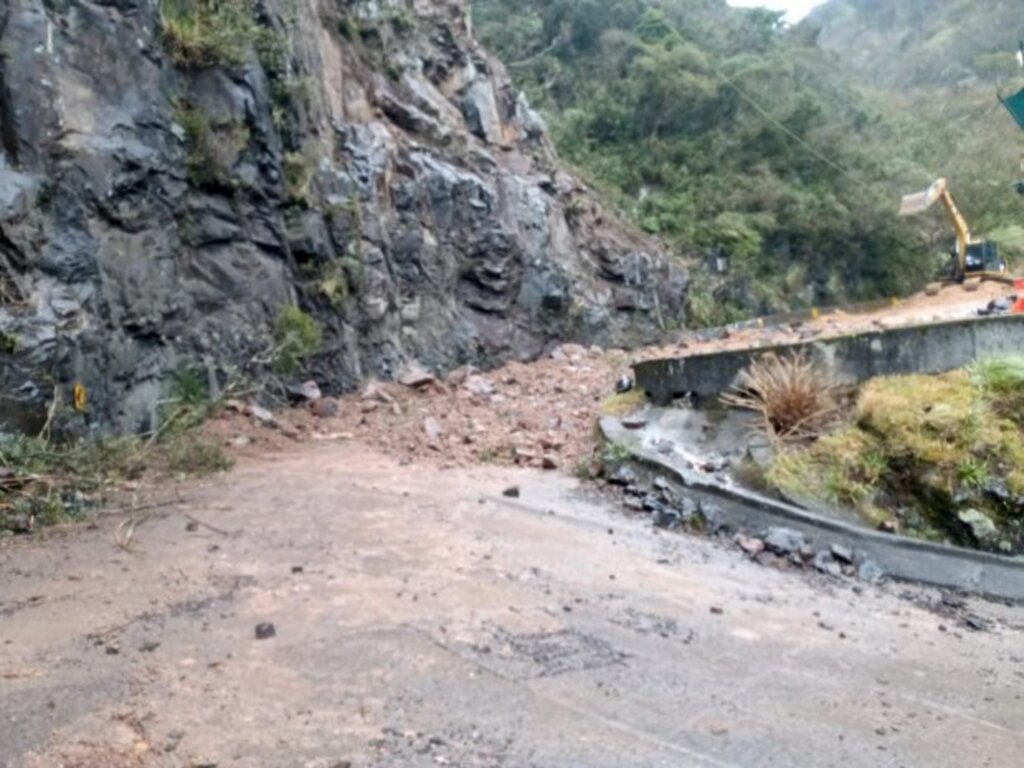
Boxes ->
[2,444,1023,767]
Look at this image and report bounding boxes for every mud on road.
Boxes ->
[2,442,1023,767]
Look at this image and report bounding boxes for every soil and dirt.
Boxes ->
[3,443,1023,768]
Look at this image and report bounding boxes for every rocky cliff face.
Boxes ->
[0,0,686,435]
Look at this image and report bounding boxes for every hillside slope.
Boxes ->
[0,0,685,435]
[471,0,933,324]
[810,0,1024,252]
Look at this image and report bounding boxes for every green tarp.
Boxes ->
[1001,88,1024,132]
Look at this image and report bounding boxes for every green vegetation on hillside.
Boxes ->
[812,0,1024,269]
[472,0,1024,324]
[768,360,1024,553]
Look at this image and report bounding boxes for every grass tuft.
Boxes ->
[600,389,647,416]
[160,0,257,69]
[272,306,322,375]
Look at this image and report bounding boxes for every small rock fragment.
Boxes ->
[286,380,322,403]
[607,465,638,486]
[247,404,278,429]
[958,508,1000,548]
[463,375,495,397]
[399,365,438,389]
[423,417,443,445]
[502,486,520,498]
[813,550,842,577]
[514,448,537,465]
[857,560,885,584]
[736,535,765,556]
[254,622,277,640]
[830,544,855,564]
[310,397,339,419]
[652,508,681,530]
[963,614,987,632]
[763,527,806,556]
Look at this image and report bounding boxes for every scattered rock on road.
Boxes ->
[254,622,277,640]
[736,535,765,556]
[764,527,807,556]
[858,561,886,584]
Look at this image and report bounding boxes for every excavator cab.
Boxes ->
[963,241,1004,275]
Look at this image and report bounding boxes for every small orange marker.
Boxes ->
[72,382,87,412]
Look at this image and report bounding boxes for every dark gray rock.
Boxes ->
[813,550,843,577]
[763,527,807,556]
[0,0,686,437]
[857,560,886,584]
[607,465,639,487]
[652,508,681,530]
[696,500,726,533]
[963,614,988,632]
[830,544,855,564]
[254,622,277,640]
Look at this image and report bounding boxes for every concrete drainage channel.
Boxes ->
[609,315,1024,602]
[600,417,1024,601]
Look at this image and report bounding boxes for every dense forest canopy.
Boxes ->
[471,0,1024,324]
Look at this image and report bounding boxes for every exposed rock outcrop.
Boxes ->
[0,0,686,435]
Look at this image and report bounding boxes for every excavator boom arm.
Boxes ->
[899,177,971,263]
[936,189,971,261]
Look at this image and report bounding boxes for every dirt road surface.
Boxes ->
[3,442,1023,767]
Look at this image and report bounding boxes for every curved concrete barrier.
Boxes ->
[600,416,1024,601]
[635,315,1024,403]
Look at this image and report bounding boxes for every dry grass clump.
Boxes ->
[721,350,843,442]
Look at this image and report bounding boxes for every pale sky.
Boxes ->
[727,0,825,23]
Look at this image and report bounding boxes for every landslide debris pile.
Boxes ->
[767,357,1024,554]
[0,0,684,437]
[237,342,634,474]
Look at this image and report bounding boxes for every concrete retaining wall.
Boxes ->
[636,315,1024,403]
[600,417,1024,601]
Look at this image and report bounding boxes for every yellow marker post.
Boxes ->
[72,382,87,413]
[811,307,820,320]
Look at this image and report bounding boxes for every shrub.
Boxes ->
[272,306,321,374]
[160,365,213,438]
[721,351,842,442]
[281,150,313,205]
[160,0,257,69]
[174,102,250,190]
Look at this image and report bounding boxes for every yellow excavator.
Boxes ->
[899,177,1012,286]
